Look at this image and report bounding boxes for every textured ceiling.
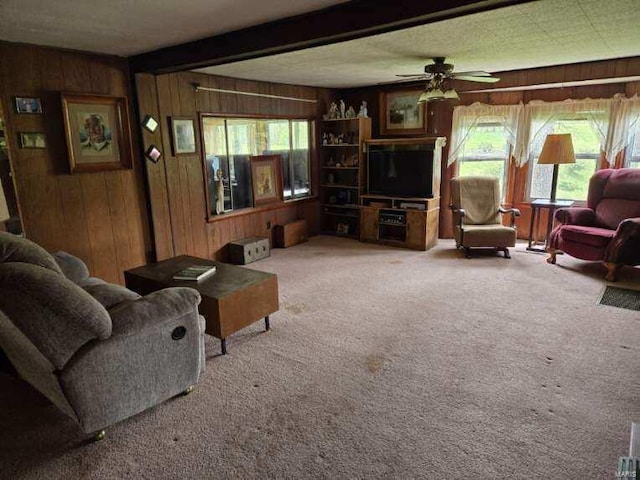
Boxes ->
[2,0,639,89]
[0,0,349,56]
[196,0,640,88]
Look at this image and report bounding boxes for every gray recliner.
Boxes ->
[0,232,206,439]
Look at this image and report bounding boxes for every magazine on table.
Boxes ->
[172,265,217,281]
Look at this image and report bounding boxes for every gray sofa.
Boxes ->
[0,232,206,439]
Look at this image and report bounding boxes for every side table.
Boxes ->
[527,199,574,252]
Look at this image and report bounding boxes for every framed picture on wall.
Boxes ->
[379,89,426,136]
[250,154,283,207]
[61,93,133,173]
[170,117,197,155]
[15,97,43,114]
[19,132,46,148]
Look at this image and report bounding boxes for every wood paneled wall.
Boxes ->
[135,71,327,261]
[343,57,640,239]
[0,42,151,284]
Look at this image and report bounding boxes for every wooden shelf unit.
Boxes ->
[319,117,371,238]
[360,196,440,251]
[359,136,444,251]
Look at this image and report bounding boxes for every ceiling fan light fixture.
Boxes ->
[418,88,445,102]
[444,88,460,100]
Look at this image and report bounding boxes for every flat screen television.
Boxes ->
[367,142,435,198]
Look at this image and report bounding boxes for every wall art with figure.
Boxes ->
[62,93,133,173]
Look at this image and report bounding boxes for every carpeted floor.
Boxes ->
[1,236,640,479]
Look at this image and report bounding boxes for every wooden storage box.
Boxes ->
[273,219,308,248]
[228,237,270,265]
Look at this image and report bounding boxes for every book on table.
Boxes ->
[172,265,217,281]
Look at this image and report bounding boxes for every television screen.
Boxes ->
[367,143,434,198]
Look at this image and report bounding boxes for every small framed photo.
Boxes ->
[145,145,162,163]
[250,154,283,207]
[142,115,159,133]
[170,117,196,155]
[15,97,43,114]
[61,93,133,173]
[19,132,47,148]
[379,89,426,136]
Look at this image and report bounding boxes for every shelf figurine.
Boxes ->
[346,106,356,118]
[358,101,368,118]
[339,100,346,119]
[215,169,225,214]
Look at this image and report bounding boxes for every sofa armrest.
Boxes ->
[107,287,201,336]
[58,287,205,433]
[606,217,640,263]
[555,207,595,226]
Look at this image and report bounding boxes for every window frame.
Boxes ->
[454,120,512,199]
[199,113,314,221]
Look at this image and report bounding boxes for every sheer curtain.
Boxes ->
[448,102,523,166]
[607,95,640,167]
[515,98,614,166]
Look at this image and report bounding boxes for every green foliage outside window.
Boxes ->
[457,123,509,195]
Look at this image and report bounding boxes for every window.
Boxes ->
[201,116,312,217]
[524,99,612,202]
[448,103,522,200]
[456,122,510,194]
[529,119,601,201]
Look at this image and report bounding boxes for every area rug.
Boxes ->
[598,286,640,311]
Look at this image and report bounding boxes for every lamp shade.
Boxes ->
[0,179,10,223]
[538,133,575,165]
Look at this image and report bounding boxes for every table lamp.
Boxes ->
[537,133,575,202]
[0,179,10,224]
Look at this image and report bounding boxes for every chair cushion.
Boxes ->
[53,251,90,284]
[559,225,615,248]
[454,177,501,225]
[594,199,640,230]
[0,263,111,370]
[0,232,63,276]
[461,224,517,248]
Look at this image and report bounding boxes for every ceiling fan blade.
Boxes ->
[453,70,493,77]
[395,74,429,78]
[453,75,500,83]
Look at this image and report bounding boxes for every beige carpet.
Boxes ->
[1,236,640,479]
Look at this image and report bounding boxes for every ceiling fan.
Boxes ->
[396,57,500,102]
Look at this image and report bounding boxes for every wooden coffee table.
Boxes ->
[124,255,279,354]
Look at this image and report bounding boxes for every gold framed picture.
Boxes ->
[61,93,133,173]
[250,154,283,207]
[379,89,426,136]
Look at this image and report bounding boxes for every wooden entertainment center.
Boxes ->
[359,137,444,251]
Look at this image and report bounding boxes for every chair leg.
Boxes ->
[546,248,557,265]
[604,262,620,282]
[464,247,472,259]
[503,248,511,259]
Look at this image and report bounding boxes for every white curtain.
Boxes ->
[515,98,614,166]
[607,95,640,166]
[448,102,523,166]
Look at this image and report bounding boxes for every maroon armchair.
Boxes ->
[546,168,640,281]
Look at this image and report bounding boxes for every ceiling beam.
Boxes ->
[129,0,534,74]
